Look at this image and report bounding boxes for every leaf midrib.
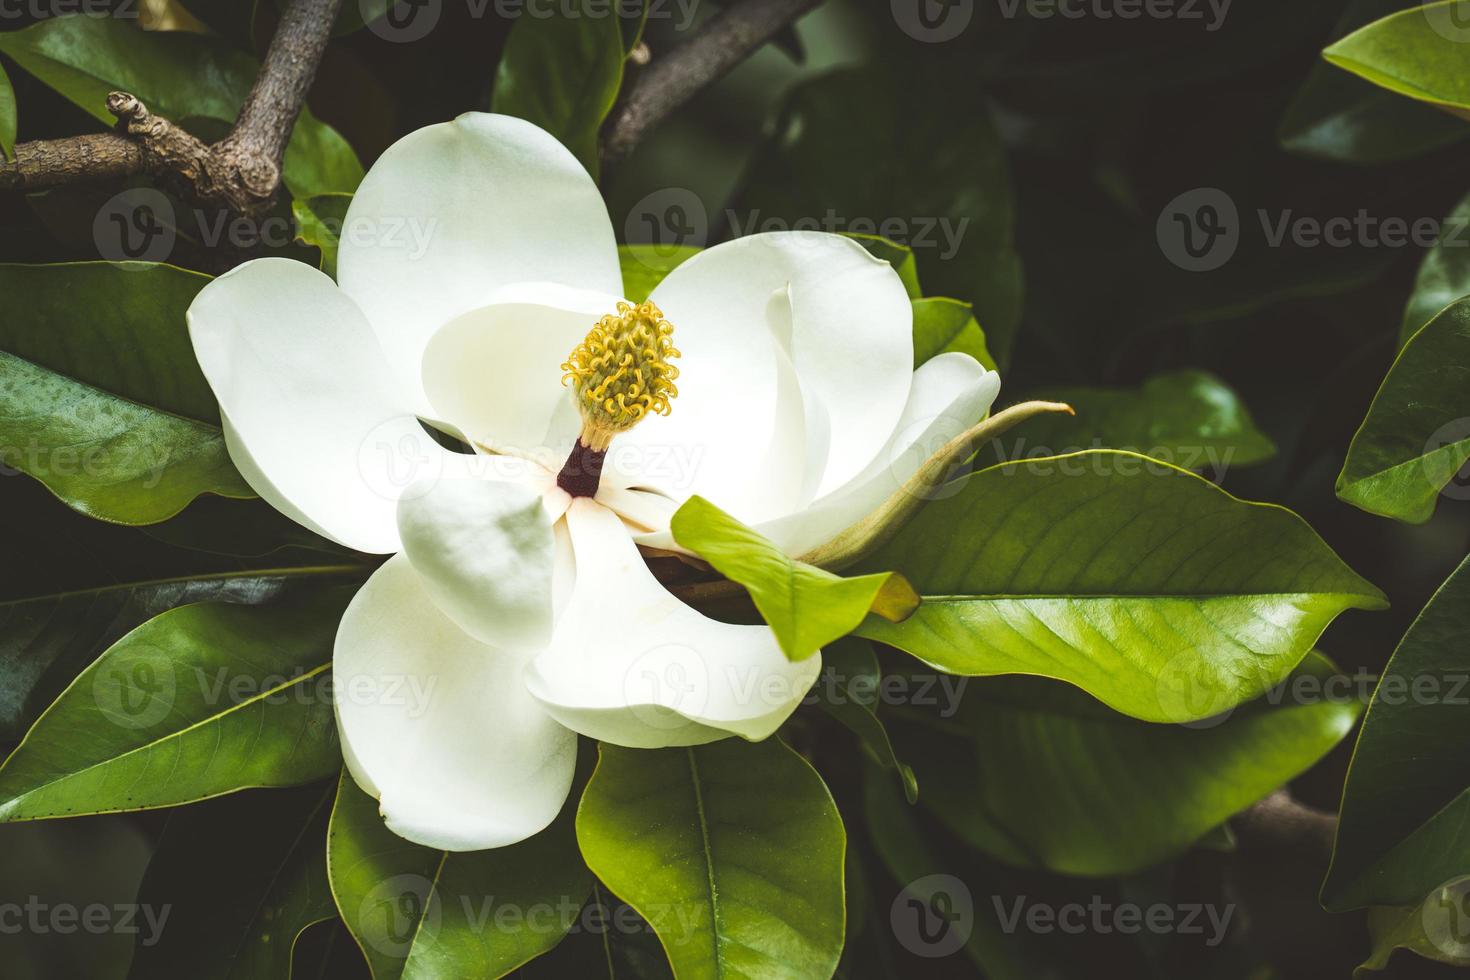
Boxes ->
[686,747,724,978]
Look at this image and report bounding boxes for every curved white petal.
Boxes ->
[637,232,913,506]
[335,555,577,851]
[420,284,624,464]
[607,265,810,524]
[188,257,450,554]
[636,353,1001,558]
[397,475,557,650]
[525,499,821,748]
[337,113,621,412]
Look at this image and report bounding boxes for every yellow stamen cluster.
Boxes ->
[561,301,680,449]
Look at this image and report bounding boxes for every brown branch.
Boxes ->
[0,0,343,214]
[601,0,824,165]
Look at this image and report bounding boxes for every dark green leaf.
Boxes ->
[328,770,589,979]
[0,60,15,162]
[670,495,919,662]
[855,450,1386,723]
[127,783,337,980]
[1325,555,1470,909]
[0,564,364,741]
[1337,296,1470,523]
[812,639,918,803]
[733,67,1022,366]
[0,352,253,524]
[0,16,362,198]
[847,235,920,300]
[910,297,995,370]
[292,194,353,279]
[0,586,352,820]
[491,6,626,176]
[1357,891,1470,975]
[898,653,1358,876]
[1019,370,1276,469]
[577,739,845,979]
[1400,189,1470,346]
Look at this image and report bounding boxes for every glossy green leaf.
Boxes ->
[0,564,363,741]
[0,60,16,162]
[127,783,337,980]
[0,262,217,422]
[292,193,353,279]
[812,639,917,803]
[847,234,921,300]
[490,5,625,176]
[0,352,253,524]
[327,770,589,980]
[0,16,362,198]
[0,586,352,821]
[1325,555,1470,910]
[1400,189,1470,346]
[897,653,1358,876]
[910,297,995,371]
[577,739,845,980]
[1019,370,1276,469]
[1279,0,1467,165]
[854,450,1386,724]
[1357,891,1470,975]
[670,495,919,661]
[1324,1,1470,112]
[734,67,1022,366]
[1337,296,1470,523]
[619,244,699,304]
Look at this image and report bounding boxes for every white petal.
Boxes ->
[607,270,810,523]
[525,499,821,748]
[397,475,557,650]
[335,555,577,851]
[188,257,451,554]
[635,353,1001,559]
[641,232,913,503]
[337,113,621,412]
[420,284,624,464]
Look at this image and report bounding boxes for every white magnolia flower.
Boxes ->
[186,113,1000,851]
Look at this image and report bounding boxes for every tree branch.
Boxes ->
[600,0,824,165]
[0,0,343,213]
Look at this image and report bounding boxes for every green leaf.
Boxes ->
[1019,370,1277,470]
[0,60,16,162]
[670,495,919,661]
[0,352,253,524]
[733,67,1022,366]
[127,783,337,980]
[327,770,590,980]
[1324,555,1470,910]
[1357,890,1470,975]
[812,639,917,803]
[577,739,846,980]
[1337,296,1470,523]
[1279,0,1467,165]
[854,450,1386,723]
[847,234,921,300]
[491,5,626,177]
[0,16,362,198]
[1400,189,1470,346]
[910,297,995,371]
[619,244,700,304]
[0,565,364,741]
[0,585,352,820]
[1324,1,1470,113]
[0,262,218,422]
[292,193,353,279]
[898,653,1358,877]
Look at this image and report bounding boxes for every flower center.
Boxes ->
[556,301,680,497]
